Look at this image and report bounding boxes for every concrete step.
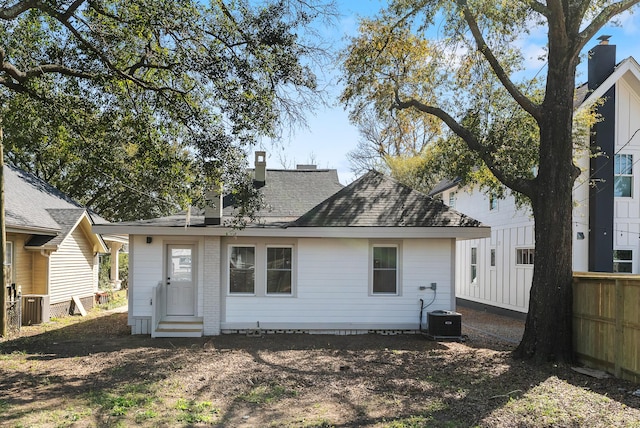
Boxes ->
[154,320,203,338]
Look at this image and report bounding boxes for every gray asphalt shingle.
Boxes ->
[4,165,88,247]
[293,170,483,228]
[223,169,343,219]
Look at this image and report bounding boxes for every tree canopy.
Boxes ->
[341,0,640,362]
[0,0,332,221]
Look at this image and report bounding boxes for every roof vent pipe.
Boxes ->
[254,151,266,185]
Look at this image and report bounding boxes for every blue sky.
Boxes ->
[263,2,640,184]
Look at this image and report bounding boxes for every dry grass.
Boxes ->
[0,306,639,427]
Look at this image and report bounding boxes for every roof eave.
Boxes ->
[578,57,640,112]
[92,224,490,239]
[6,224,61,235]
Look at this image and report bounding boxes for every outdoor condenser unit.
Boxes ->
[427,310,462,338]
[22,294,50,325]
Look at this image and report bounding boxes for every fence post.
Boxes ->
[614,279,624,379]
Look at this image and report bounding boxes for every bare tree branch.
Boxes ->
[0,0,38,20]
[578,0,640,52]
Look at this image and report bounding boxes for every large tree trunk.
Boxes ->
[515,167,576,362]
[514,37,580,362]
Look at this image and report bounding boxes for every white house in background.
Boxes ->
[93,152,489,337]
[430,38,640,315]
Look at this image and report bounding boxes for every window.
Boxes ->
[615,154,633,197]
[372,245,397,294]
[448,191,456,208]
[613,250,632,273]
[267,247,292,294]
[470,247,478,283]
[516,248,535,265]
[4,241,13,285]
[229,246,255,293]
[490,249,496,267]
[489,194,498,211]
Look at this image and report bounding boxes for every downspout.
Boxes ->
[40,249,50,297]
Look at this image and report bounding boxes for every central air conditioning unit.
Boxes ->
[427,310,462,339]
[22,294,50,325]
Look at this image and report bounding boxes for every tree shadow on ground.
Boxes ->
[1,311,637,427]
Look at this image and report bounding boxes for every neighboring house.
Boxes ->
[93,152,489,337]
[4,164,122,321]
[430,38,640,315]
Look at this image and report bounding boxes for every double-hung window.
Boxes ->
[470,247,478,284]
[516,248,535,265]
[229,246,255,293]
[266,246,292,294]
[615,154,633,197]
[372,245,398,294]
[4,241,13,285]
[448,191,456,208]
[613,250,632,273]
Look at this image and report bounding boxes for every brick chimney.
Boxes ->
[254,151,266,186]
[204,183,223,226]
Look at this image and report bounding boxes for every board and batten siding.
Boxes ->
[446,161,592,314]
[221,237,454,330]
[612,78,640,272]
[48,226,97,304]
[446,185,535,314]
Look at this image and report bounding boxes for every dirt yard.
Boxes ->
[1,307,639,427]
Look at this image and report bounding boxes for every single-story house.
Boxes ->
[4,164,124,322]
[94,152,490,337]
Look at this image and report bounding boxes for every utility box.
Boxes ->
[427,310,462,338]
[22,294,50,325]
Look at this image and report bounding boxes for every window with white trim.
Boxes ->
[516,248,535,265]
[613,250,632,273]
[614,154,633,197]
[229,246,255,293]
[448,191,456,208]
[372,245,398,294]
[4,241,13,285]
[490,248,496,267]
[470,247,478,283]
[266,246,292,294]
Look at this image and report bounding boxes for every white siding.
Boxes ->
[129,235,205,318]
[203,236,221,335]
[221,237,455,330]
[613,78,640,272]
[48,226,97,304]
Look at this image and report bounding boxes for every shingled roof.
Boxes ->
[224,169,343,220]
[4,165,104,249]
[292,170,483,228]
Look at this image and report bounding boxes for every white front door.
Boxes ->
[166,245,195,316]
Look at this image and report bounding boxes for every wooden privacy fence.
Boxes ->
[573,272,640,383]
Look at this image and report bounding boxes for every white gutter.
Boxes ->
[93,224,491,240]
